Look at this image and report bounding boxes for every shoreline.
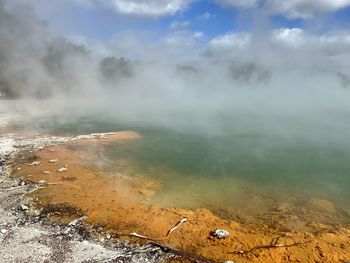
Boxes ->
[0,130,180,262]
[1,117,350,262]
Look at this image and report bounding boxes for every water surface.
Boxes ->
[13,113,350,225]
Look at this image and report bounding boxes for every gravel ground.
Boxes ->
[0,119,175,263]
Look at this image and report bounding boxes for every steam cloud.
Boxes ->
[1,0,350,141]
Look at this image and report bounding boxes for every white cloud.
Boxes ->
[162,30,204,46]
[169,20,191,30]
[266,0,350,19]
[216,0,260,8]
[320,32,350,45]
[208,32,251,49]
[216,0,350,19]
[197,12,213,20]
[208,28,350,52]
[205,28,350,73]
[271,28,305,46]
[75,0,192,18]
[194,31,204,38]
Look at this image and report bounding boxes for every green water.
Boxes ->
[13,114,350,223]
[101,128,350,217]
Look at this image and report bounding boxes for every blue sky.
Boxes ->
[9,0,349,67]
[26,0,350,42]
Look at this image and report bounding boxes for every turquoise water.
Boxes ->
[102,128,350,217]
[13,114,350,223]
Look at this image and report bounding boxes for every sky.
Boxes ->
[8,0,350,57]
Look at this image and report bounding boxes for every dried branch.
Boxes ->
[232,238,311,255]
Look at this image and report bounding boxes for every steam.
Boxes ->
[1,0,350,142]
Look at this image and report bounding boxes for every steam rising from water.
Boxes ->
[1,0,350,142]
[2,1,350,228]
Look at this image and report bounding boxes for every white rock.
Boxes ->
[20,204,29,210]
[43,171,50,175]
[29,209,42,216]
[57,167,67,173]
[48,159,58,163]
[1,229,8,234]
[213,229,230,239]
[68,216,86,226]
[28,161,41,166]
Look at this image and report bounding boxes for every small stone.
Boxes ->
[43,171,50,175]
[224,261,235,263]
[49,159,58,163]
[213,229,230,239]
[28,161,41,166]
[106,234,111,239]
[57,167,67,173]
[1,229,7,234]
[20,181,26,186]
[29,209,42,216]
[20,204,29,210]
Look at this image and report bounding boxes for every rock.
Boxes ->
[57,167,67,173]
[68,216,86,226]
[224,261,235,263]
[43,171,50,175]
[106,234,111,239]
[20,204,29,211]
[1,229,8,234]
[28,209,42,216]
[213,229,230,239]
[48,159,58,163]
[64,227,72,234]
[28,161,41,166]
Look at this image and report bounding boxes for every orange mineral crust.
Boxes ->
[14,131,350,262]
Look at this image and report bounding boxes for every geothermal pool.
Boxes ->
[13,114,350,225]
